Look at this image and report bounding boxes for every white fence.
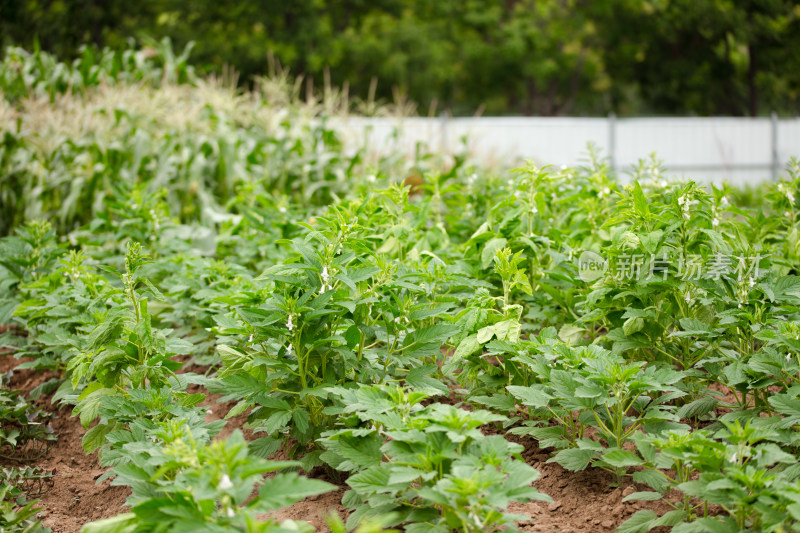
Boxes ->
[333,115,800,186]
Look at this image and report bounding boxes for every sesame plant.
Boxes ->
[507,343,687,480]
[0,481,50,533]
[0,379,56,461]
[320,385,549,532]
[82,430,334,533]
[4,43,800,533]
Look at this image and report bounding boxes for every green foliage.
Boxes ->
[0,375,56,461]
[321,385,549,532]
[0,480,51,533]
[82,430,334,533]
[3,46,800,533]
[3,2,800,116]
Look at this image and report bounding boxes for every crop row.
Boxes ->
[2,44,800,533]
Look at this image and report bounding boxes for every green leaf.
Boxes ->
[601,449,642,468]
[405,366,448,395]
[225,400,252,419]
[623,316,645,336]
[621,491,663,502]
[344,324,361,349]
[401,324,460,355]
[257,411,293,435]
[255,473,336,511]
[481,237,508,269]
[672,517,738,533]
[558,323,586,344]
[616,510,658,533]
[507,385,552,408]
[80,513,137,533]
[549,448,597,471]
[75,385,117,428]
[453,334,480,359]
[292,409,310,435]
[632,181,650,219]
[774,276,800,302]
[82,423,114,453]
[248,437,281,459]
[769,393,800,417]
[654,510,688,527]
[328,435,382,469]
[347,464,392,495]
[470,394,516,413]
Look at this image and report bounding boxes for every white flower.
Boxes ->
[721,196,729,208]
[730,453,737,463]
[206,409,213,415]
[779,183,787,193]
[286,315,293,331]
[788,192,796,204]
[367,174,376,183]
[785,211,791,218]
[226,507,235,518]
[685,292,692,304]
[680,197,695,221]
[604,187,611,196]
[248,333,254,343]
[321,266,329,283]
[217,474,234,490]
[748,277,755,288]
[286,344,293,356]
[787,353,792,362]
[712,218,719,227]
[531,206,538,215]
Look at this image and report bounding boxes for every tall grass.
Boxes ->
[0,41,447,235]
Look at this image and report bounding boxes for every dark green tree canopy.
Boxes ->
[1,0,798,116]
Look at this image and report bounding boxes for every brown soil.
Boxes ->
[0,352,714,533]
[508,434,679,533]
[0,354,129,533]
[267,488,349,530]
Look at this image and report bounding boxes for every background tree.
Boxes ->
[0,0,798,116]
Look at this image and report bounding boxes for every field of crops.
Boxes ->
[3,44,800,533]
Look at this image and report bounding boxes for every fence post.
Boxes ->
[440,112,449,154]
[771,111,779,180]
[608,112,617,173]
